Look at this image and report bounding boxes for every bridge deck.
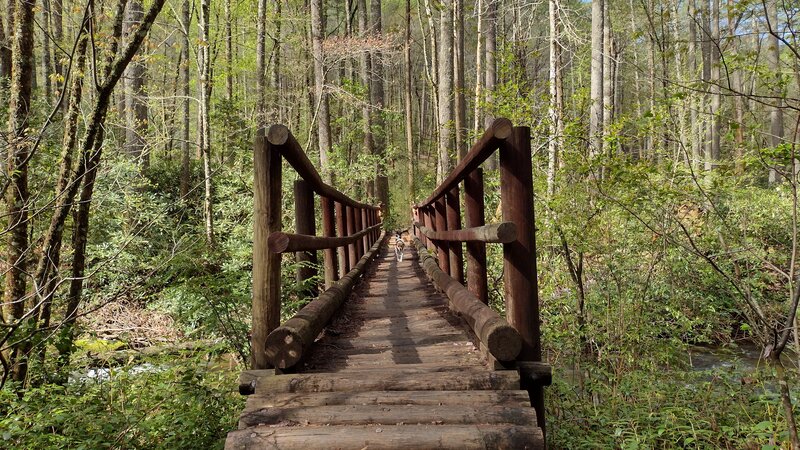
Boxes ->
[226,238,544,449]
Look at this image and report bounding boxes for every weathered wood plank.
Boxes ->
[254,370,520,394]
[244,390,532,408]
[239,404,538,428]
[226,424,544,450]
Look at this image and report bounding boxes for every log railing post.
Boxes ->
[446,187,464,284]
[321,196,338,289]
[361,208,370,253]
[434,197,450,275]
[252,130,282,369]
[335,202,350,277]
[354,207,364,259]
[464,168,488,304]
[499,126,543,430]
[294,180,318,297]
[424,207,435,252]
[346,205,358,269]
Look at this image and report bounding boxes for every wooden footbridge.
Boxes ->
[227,119,550,449]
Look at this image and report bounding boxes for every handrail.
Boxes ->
[417,118,512,208]
[251,125,382,372]
[268,222,384,253]
[414,221,517,243]
[410,119,545,432]
[267,124,379,211]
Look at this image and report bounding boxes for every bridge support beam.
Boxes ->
[464,169,488,304]
[295,180,318,297]
[252,130,282,370]
[500,126,544,432]
[321,196,338,289]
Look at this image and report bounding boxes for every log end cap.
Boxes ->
[496,222,518,243]
[267,124,291,145]
[485,324,523,362]
[264,327,304,369]
[267,232,290,254]
[492,118,514,140]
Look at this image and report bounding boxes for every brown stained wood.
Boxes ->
[354,207,364,259]
[413,237,522,362]
[251,131,282,370]
[255,369,520,394]
[244,390,531,408]
[419,117,513,207]
[423,206,435,252]
[225,424,544,450]
[267,222,383,253]
[499,126,544,431]
[239,369,275,395]
[464,169,489,304]
[434,197,450,275]
[361,208,370,251]
[239,404,538,428]
[264,233,386,369]
[335,201,350,277]
[320,196,338,289]
[414,221,516,244]
[267,124,377,211]
[346,206,358,270]
[446,188,465,284]
[294,180,318,297]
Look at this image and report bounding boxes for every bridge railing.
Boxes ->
[251,124,384,372]
[411,118,548,429]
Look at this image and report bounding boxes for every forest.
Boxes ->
[0,0,799,447]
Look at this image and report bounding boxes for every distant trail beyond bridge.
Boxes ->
[226,120,549,449]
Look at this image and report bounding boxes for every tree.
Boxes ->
[589,0,604,158]
[197,0,214,245]
[547,0,562,196]
[404,0,414,201]
[124,0,150,169]
[437,0,453,183]
[3,0,35,384]
[310,0,332,182]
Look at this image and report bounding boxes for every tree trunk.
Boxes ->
[404,0,415,202]
[766,0,784,183]
[270,0,281,122]
[124,0,149,169]
[179,0,190,199]
[357,0,375,188]
[41,0,52,99]
[0,9,10,82]
[705,0,720,172]
[225,0,233,102]
[3,0,35,384]
[602,0,613,155]
[687,0,701,172]
[311,0,332,183]
[256,0,267,121]
[472,0,483,135]
[198,0,214,245]
[437,0,453,183]
[547,0,562,196]
[370,0,388,214]
[482,0,496,169]
[589,0,604,158]
[453,0,465,162]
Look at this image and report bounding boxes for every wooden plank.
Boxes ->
[239,404,538,428]
[244,390,532,408]
[255,370,520,394]
[239,369,275,395]
[226,424,544,450]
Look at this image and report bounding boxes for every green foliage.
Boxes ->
[0,356,242,449]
